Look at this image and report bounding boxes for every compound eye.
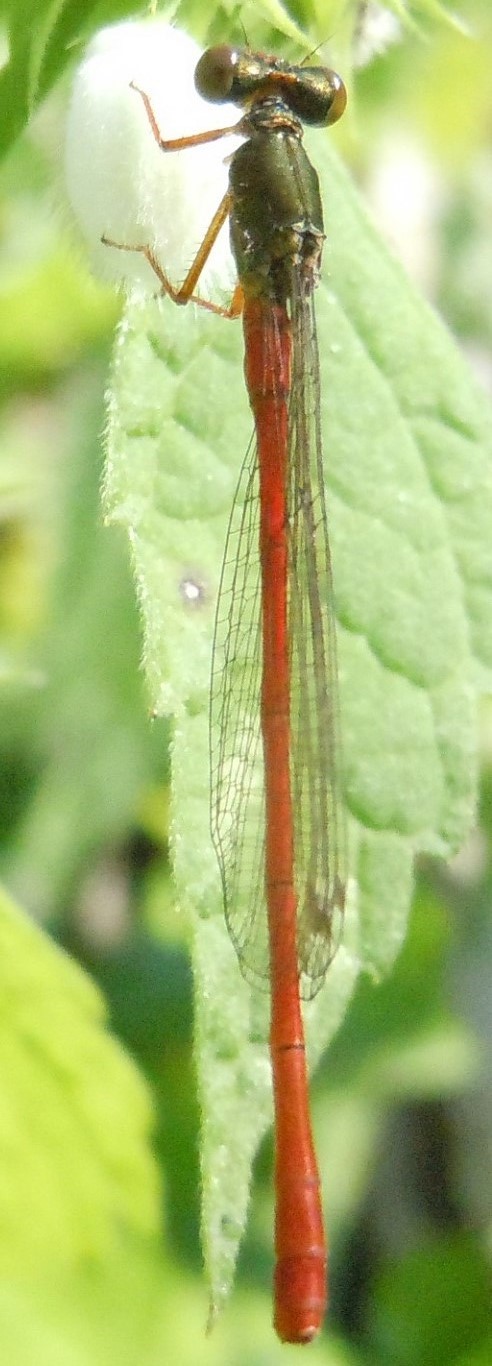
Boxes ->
[194,45,239,103]
[324,72,347,126]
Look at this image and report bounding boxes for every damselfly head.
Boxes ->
[195,45,346,128]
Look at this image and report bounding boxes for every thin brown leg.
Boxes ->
[101,80,245,316]
[102,186,242,317]
[129,81,242,153]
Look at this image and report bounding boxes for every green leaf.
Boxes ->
[0,1251,198,1366]
[0,883,158,1272]
[104,139,492,1318]
[3,369,157,919]
[0,1,137,158]
[372,1235,492,1366]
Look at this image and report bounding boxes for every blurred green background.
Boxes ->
[0,1,491,1362]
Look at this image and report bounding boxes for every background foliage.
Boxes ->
[0,1,491,1362]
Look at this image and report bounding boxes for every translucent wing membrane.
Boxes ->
[210,444,268,973]
[210,283,346,1001]
[288,282,346,995]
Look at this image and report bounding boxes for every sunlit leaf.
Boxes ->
[0,885,158,1272]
